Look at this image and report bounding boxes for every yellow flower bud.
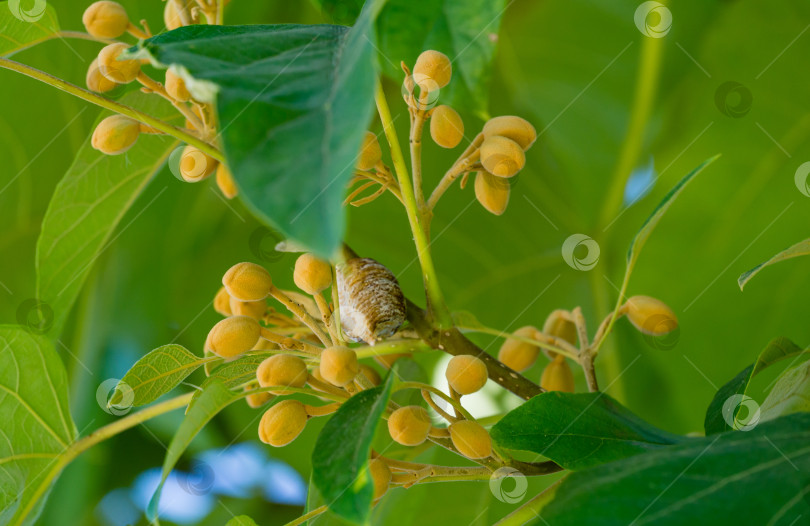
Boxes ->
[179,145,218,182]
[337,258,406,345]
[294,253,332,295]
[229,297,266,321]
[257,354,308,394]
[244,382,273,408]
[429,105,464,149]
[624,295,678,336]
[165,69,191,102]
[541,310,577,360]
[448,420,492,459]
[213,286,232,317]
[474,171,510,216]
[91,114,140,155]
[480,136,525,178]
[164,0,182,30]
[543,310,577,346]
[413,50,452,89]
[206,315,261,360]
[319,346,359,387]
[482,116,537,150]
[357,131,382,171]
[368,458,391,500]
[358,364,381,386]
[98,43,141,84]
[540,356,575,393]
[445,355,488,395]
[497,326,540,373]
[86,58,117,93]
[82,1,130,39]
[216,164,238,199]
[258,399,308,447]
[387,406,431,446]
[223,262,273,301]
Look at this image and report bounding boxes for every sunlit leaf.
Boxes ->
[0,1,58,56]
[111,344,202,407]
[36,93,179,337]
[0,325,76,526]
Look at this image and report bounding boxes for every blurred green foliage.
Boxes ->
[2,0,810,524]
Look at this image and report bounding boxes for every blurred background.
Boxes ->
[2,0,810,524]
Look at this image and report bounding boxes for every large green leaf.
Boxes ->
[111,344,202,407]
[491,392,686,470]
[134,0,386,258]
[535,413,810,526]
[704,337,805,435]
[36,93,180,337]
[146,380,237,520]
[312,367,395,523]
[738,238,810,290]
[0,325,76,526]
[0,1,58,56]
[376,0,506,116]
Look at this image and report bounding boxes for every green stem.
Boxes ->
[493,477,566,526]
[0,58,223,161]
[353,339,432,359]
[13,393,193,526]
[374,81,451,328]
[597,24,665,230]
[283,505,327,526]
